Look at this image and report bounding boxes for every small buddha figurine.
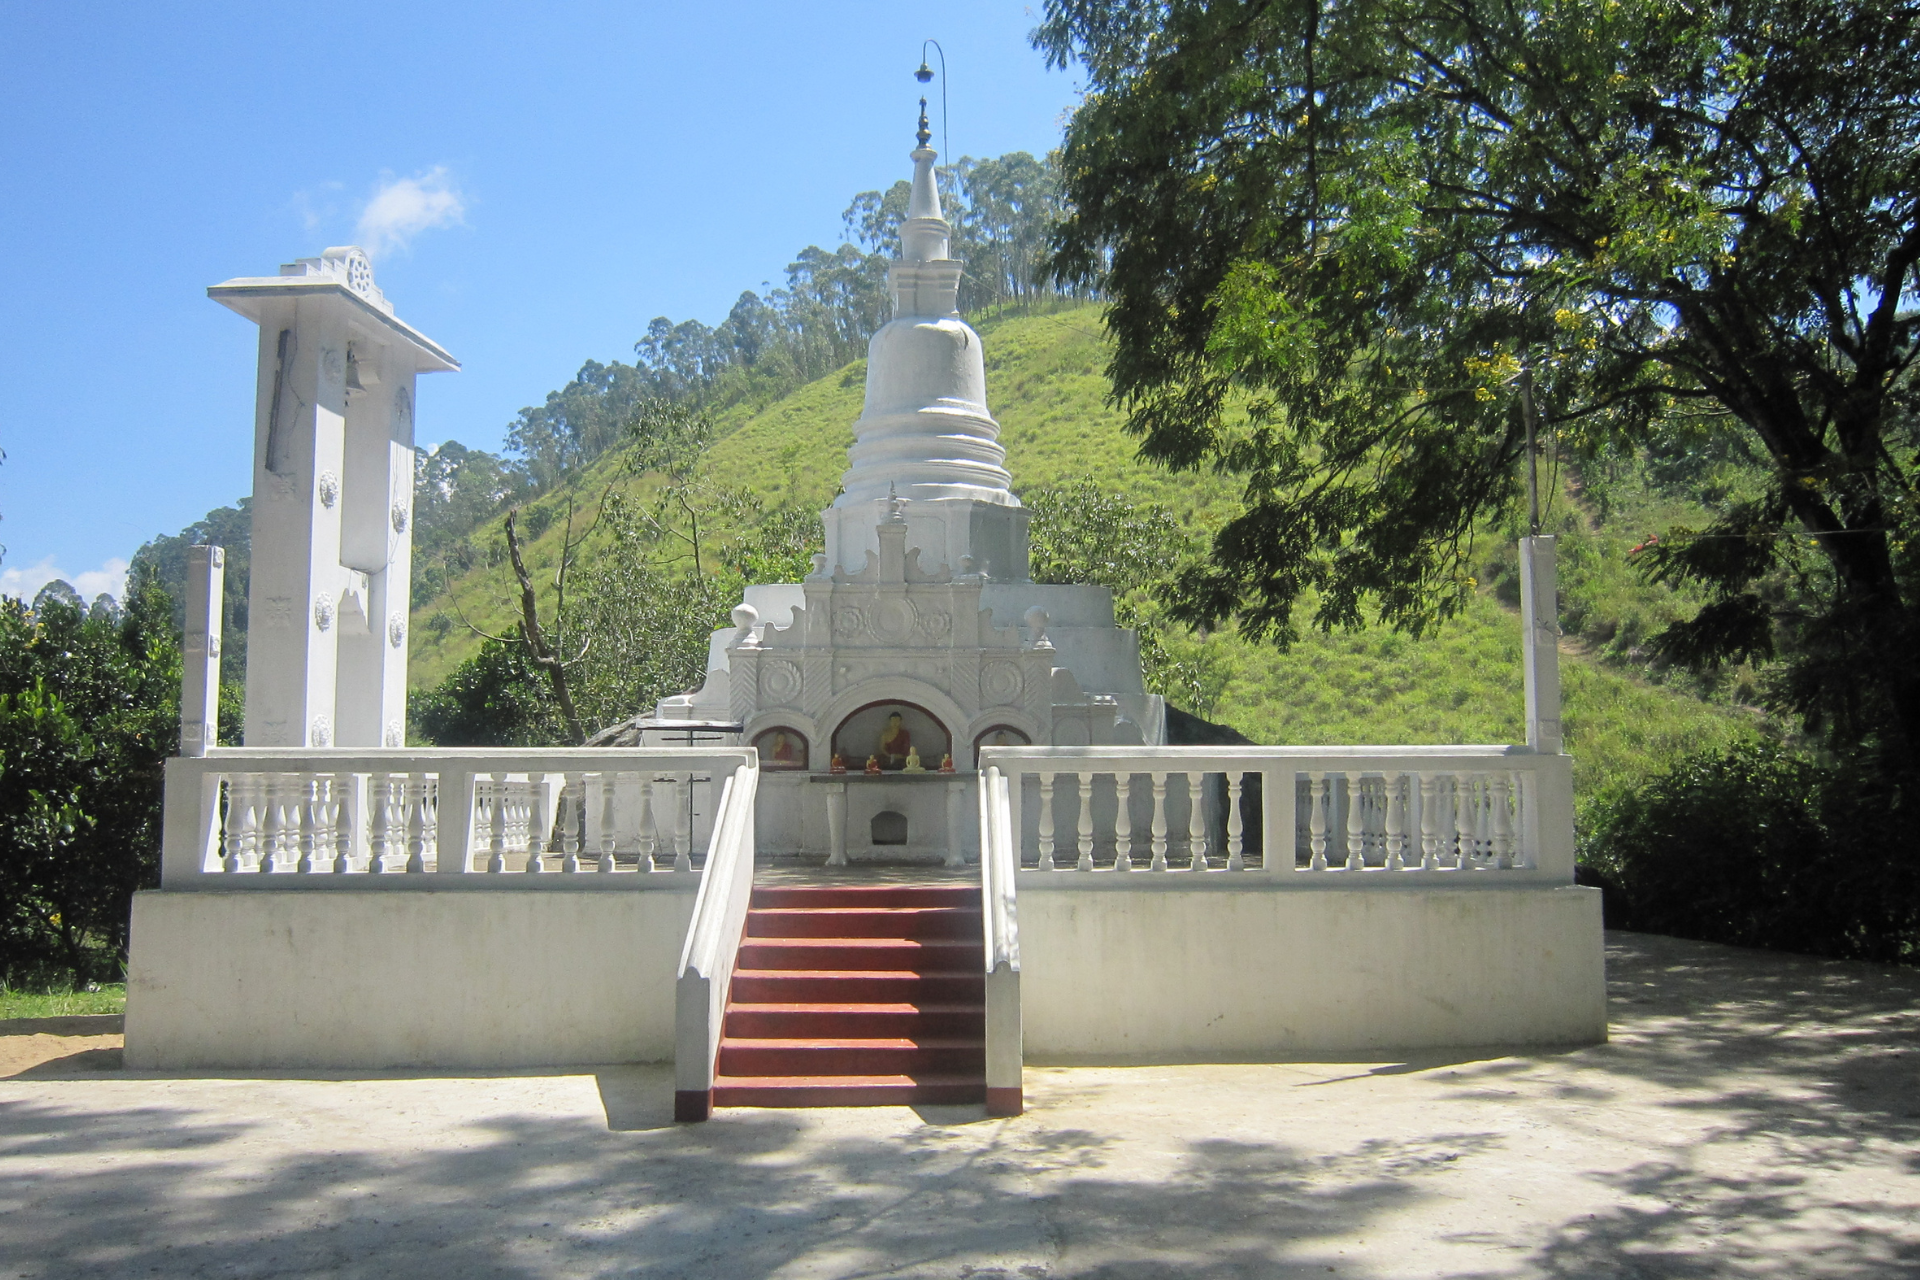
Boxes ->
[938,752,955,773]
[864,755,882,776]
[829,752,847,775]
[902,746,926,773]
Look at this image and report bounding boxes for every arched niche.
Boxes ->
[831,700,952,772]
[972,724,1032,759]
[751,726,809,771]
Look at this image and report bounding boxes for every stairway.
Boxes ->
[712,883,986,1108]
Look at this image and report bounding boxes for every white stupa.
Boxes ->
[657,104,1165,864]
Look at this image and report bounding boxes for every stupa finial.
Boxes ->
[916,98,932,149]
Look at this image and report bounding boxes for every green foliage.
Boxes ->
[408,638,557,747]
[0,564,179,985]
[0,981,124,1019]
[1582,741,1920,963]
[1038,0,1920,771]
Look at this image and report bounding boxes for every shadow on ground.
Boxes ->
[0,932,1915,1278]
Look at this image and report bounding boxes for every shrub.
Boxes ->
[1580,741,1920,964]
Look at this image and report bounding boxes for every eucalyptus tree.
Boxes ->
[1038,0,1920,768]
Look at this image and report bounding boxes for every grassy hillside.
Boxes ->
[410,304,1756,799]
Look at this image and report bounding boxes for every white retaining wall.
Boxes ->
[1017,884,1605,1062]
[124,889,695,1070]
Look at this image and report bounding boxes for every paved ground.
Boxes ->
[2,931,1917,1279]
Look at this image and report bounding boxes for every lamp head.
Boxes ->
[915,60,933,83]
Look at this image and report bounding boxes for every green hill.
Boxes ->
[409,304,1756,800]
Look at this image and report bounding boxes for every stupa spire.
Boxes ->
[900,101,951,270]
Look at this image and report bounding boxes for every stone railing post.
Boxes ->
[180,545,224,757]
[1520,535,1563,755]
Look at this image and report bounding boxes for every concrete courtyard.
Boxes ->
[2,931,1916,1279]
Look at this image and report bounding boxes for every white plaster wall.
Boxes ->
[1018,885,1605,1062]
[124,889,695,1070]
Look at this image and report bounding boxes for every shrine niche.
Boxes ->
[973,724,1031,757]
[751,726,809,772]
[832,701,950,773]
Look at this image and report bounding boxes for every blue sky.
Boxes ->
[0,1,1079,601]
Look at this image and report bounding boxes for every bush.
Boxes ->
[1580,741,1920,964]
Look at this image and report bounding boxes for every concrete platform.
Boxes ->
[3,932,1917,1278]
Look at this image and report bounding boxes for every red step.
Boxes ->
[750,884,975,909]
[712,1075,985,1107]
[748,905,982,939]
[730,968,984,1004]
[736,937,976,972]
[701,882,996,1114]
[725,1002,985,1039]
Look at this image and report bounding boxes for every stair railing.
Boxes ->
[672,760,761,1122]
[980,764,1023,1116]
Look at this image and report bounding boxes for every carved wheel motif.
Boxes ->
[316,470,340,508]
[832,607,866,640]
[763,659,802,704]
[345,251,374,297]
[915,608,952,640]
[871,597,916,643]
[313,593,334,632]
[981,660,1022,705]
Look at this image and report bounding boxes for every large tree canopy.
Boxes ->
[1038,0,1920,766]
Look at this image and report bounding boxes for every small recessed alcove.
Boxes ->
[870,810,910,845]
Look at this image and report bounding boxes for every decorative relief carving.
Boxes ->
[871,597,916,643]
[387,613,407,649]
[763,659,802,705]
[344,251,374,298]
[259,597,295,630]
[914,607,952,642]
[832,607,866,640]
[309,715,333,747]
[981,659,1022,705]
[316,470,340,508]
[391,502,409,533]
[313,593,334,632]
[384,720,404,747]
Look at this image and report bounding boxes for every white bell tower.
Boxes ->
[210,247,458,748]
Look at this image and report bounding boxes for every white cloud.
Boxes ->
[355,167,466,258]
[0,555,129,605]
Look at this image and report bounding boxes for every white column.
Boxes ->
[179,545,224,757]
[1520,535,1564,754]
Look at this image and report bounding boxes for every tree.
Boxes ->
[1037,0,1920,771]
[0,564,179,985]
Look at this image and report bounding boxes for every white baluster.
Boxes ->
[1227,772,1245,871]
[294,775,320,873]
[1308,772,1328,870]
[1036,772,1056,870]
[1511,770,1535,869]
[1449,774,1468,866]
[404,774,429,873]
[423,775,439,870]
[331,774,354,873]
[634,774,657,870]
[1345,774,1367,870]
[600,772,618,872]
[260,777,287,873]
[223,775,251,873]
[1187,772,1209,871]
[673,772,693,873]
[1418,772,1438,870]
[1385,773,1407,870]
[1149,772,1169,872]
[1113,773,1134,872]
[1490,771,1514,868]
[559,772,582,872]
[1075,772,1095,871]
[486,775,509,873]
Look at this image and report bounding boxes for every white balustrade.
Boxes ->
[975,745,1574,883]
[160,748,756,888]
